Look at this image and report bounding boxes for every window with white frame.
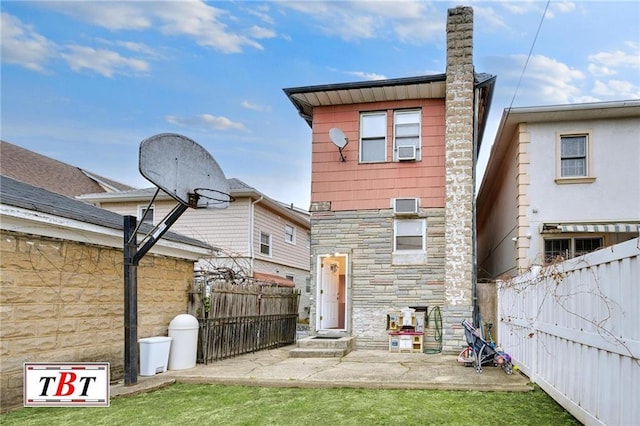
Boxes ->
[560,135,587,176]
[359,112,387,163]
[259,231,271,256]
[393,110,421,161]
[543,236,603,264]
[393,219,426,252]
[138,206,154,224]
[285,224,295,244]
[556,132,594,183]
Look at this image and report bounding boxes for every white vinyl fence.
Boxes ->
[498,238,639,426]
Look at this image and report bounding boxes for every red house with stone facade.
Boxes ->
[284,6,495,352]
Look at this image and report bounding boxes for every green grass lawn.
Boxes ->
[2,383,579,425]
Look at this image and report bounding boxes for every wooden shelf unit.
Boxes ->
[388,331,424,353]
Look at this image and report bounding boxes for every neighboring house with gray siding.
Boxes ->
[79,179,312,319]
[477,100,640,280]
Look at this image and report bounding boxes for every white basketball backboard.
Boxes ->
[139,133,230,208]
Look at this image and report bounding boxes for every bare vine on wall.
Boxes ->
[498,256,637,366]
[4,230,127,372]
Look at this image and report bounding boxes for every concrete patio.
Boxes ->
[111,346,532,398]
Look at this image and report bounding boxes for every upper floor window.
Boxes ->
[285,224,295,244]
[556,132,595,184]
[138,206,154,224]
[561,135,586,176]
[393,110,421,161]
[260,231,271,256]
[359,112,387,163]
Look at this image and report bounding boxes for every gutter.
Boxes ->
[249,195,264,275]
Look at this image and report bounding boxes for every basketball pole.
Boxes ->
[123,203,190,386]
[123,215,138,386]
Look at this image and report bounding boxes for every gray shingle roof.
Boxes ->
[0,141,134,197]
[0,175,210,249]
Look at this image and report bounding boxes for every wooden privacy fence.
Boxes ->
[189,271,300,363]
[497,238,639,426]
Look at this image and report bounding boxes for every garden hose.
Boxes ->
[424,306,443,354]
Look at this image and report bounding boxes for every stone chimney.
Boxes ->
[443,6,475,352]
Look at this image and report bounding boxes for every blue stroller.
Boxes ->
[460,320,513,375]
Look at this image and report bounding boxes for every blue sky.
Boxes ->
[2,1,639,209]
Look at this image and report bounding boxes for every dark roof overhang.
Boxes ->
[474,73,497,155]
[283,72,496,157]
[283,74,448,127]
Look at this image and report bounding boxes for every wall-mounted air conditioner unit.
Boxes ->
[393,198,419,215]
[397,145,416,161]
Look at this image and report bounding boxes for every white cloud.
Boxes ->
[473,6,509,31]
[344,71,387,81]
[243,4,275,25]
[152,1,263,53]
[241,101,271,112]
[588,64,616,78]
[495,54,585,105]
[277,0,442,43]
[115,41,161,57]
[247,25,276,39]
[498,1,541,15]
[587,43,640,95]
[552,1,577,14]
[40,2,152,30]
[166,114,248,131]
[592,79,640,99]
[588,45,640,74]
[41,0,266,54]
[394,18,444,43]
[1,12,157,77]
[61,45,149,77]
[1,13,57,73]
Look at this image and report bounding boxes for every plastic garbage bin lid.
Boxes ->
[169,314,199,330]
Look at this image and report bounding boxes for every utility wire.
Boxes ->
[507,0,551,111]
[480,1,550,190]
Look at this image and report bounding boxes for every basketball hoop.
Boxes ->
[125,132,232,387]
[192,187,235,208]
[139,133,230,209]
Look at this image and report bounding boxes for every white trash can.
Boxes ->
[139,336,172,376]
[168,314,199,370]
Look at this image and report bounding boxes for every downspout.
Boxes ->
[249,196,264,275]
[472,86,480,329]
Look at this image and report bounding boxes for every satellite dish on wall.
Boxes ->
[329,128,348,161]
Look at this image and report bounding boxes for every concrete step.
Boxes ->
[289,335,356,358]
[297,336,353,350]
[288,348,346,358]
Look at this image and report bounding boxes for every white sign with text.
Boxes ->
[24,363,110,407]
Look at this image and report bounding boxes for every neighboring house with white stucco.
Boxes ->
[477,100,640,280]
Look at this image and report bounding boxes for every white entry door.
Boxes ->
[320,262,339,329]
